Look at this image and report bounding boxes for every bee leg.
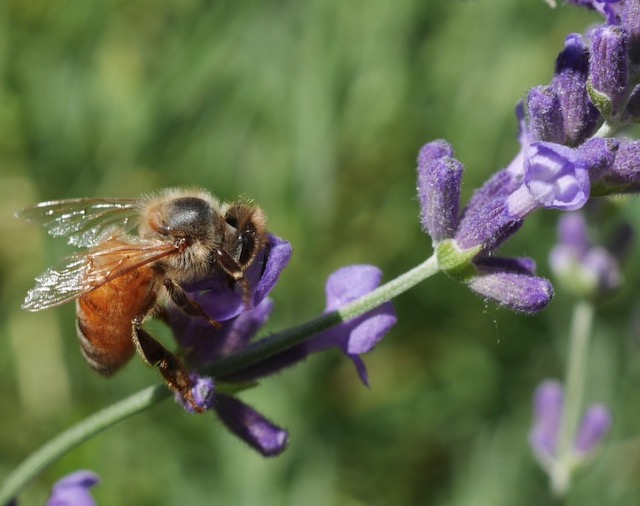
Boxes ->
[213,249,252,308]
[131,323,205,414]
[163,278,221,329]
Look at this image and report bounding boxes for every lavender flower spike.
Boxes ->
[588,25,629,119]
[46,471,99,506]
[417,141,463,242]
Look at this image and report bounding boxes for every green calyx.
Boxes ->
[435,240,481,279]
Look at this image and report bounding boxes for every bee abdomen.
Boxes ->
[75,307,136,377]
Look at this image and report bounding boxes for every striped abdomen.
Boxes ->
[76,266,157,376]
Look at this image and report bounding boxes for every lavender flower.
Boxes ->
[417,140,556,313]
[164,229,396,454]
[550,212,629,297]
[45,471,99,506]
[529,380,612,468]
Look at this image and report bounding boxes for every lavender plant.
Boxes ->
[4,0,640,504]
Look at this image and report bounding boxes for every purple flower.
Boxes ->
[167,235,292,367]
[214,393,288,457]
[549,212,629,297]
[165,230,396,454]
[222,265,398,386]
[305,265,397,386]
[523,142,590,210]
[416,141,555,313]
[530,380,564,464]
[45,471,99,506]
[529,380,612,467]
[566,0,623,27]
[574,405,613,455]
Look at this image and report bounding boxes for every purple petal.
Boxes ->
[529,381,564,461]
[170,298,274,368]
[46,471,99,506]
[252,235,293,305]
[574,404,612,456]
[309,265,397,385]
[524,142,590,210]
[566,0,623,24]
[214,394,288,457]
[180,234,291,323]
[325,265,383,311]
[469,258,554,313]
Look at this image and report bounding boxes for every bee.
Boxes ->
[16,188,268,412]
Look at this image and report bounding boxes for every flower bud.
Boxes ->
[552,34,600,146]
[526,86,565,143]
[588,25,629,119]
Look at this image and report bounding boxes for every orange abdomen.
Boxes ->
[76,266,157,376]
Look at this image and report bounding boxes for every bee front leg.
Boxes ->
[163,278,221,329]
[131,322,205,413]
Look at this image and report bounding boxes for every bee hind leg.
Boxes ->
[131,322,206,413]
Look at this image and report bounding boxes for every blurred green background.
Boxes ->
[2,1,640,504]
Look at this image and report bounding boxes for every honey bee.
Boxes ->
[16,188,268,412]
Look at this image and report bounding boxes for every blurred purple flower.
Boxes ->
[549,212,630,297]
[215,393,289,457]
[529,380,612,468]
[46,471,99,506]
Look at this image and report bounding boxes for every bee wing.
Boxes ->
[22,240,178,311]
[15,198,142,248]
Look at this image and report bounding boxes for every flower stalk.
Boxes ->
[0,254,440,505]
[551,300,595,497]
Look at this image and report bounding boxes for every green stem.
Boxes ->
[0,254,439,504]
[550,300,594,498]
[210,254,439,376]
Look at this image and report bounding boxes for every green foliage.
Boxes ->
[1,1,639,505]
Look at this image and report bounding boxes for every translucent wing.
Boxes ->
[22,240,179,311]
[16,198,142,248]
